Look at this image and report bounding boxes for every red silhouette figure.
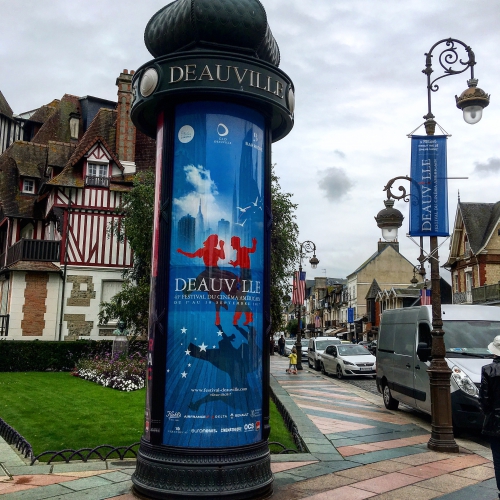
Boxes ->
[177,234,237,325]
[229,236,257,326]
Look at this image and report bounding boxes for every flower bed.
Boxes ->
[73,352,146,392]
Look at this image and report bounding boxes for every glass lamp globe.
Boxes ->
[381,226,398,242]
[462,105,483,124]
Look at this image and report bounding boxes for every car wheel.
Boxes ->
[315,360,320,371]
[321,362,328,375]
[336,365,343,379]
[308,358,313,368]
[383,384,399,410]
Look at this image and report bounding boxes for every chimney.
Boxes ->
[116,69,136,173]
[378,241,399,253]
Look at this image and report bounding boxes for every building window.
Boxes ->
[21,224,34,240]
[465,272,473,303]
[100,281,123,324]
[454,273,458,293]
[86,162,110,187]
[22,179,35,194]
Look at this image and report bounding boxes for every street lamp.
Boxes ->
[374,198,404,242]
[377,38,489,454]
[295,240,319,370]
[422,38,489,135]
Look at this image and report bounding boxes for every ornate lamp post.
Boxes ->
[295,241,319,370]
[377,38,489,454]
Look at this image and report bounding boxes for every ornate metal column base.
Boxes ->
[427,360,459,453]
[132,439,273,499]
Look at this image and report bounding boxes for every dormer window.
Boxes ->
[22,178,35,194]
[85,162,110,187]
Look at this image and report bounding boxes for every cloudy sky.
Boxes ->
[2,0,499,283]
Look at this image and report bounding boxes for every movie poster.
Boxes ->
[162,101,265,448]
[409,135,449,237]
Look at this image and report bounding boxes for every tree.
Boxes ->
[270,167,299,334]
[98,169,155,336]
[99,166,299,337]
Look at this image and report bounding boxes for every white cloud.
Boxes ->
[173,165,220,219]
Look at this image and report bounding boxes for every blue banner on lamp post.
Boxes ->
[347,307,354,324]
[409,135,449,237]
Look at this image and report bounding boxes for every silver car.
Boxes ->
[284,338,308,360]
[320,344,376,379]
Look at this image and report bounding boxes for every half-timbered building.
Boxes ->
[445,199,500,306]
[0,70,155,339]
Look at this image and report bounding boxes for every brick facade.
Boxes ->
[21,272,49,336]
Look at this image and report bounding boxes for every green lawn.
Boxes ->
[0,373,297,456]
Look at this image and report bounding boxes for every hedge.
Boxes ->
[0,340,148,372]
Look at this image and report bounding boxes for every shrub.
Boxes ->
[0,340,147,372]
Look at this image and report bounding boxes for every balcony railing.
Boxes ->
[0,315,9,336]
[85,175,110,188]
[5,239,60,267]
[453,291,472,304]
[472,283,500,304]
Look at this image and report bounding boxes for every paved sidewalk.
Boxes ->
[0,356,497,499]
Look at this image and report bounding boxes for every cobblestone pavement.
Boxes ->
[0,358,497,499]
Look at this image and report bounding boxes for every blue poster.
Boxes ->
[347,308,354,324]
[409,136,449,237]
[163,101,265,447]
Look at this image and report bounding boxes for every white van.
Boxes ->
[307,336,342,370]
[376,305,500,429]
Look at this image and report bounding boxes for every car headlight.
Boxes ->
[343,360,354,366]
[451,365,479,397]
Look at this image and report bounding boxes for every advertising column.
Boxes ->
[129,0,295,497]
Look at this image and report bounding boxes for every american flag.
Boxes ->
[420,288,431,305]
[315,316,321,328]
[292,271,306,305]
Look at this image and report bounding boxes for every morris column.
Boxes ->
[130,1,295,498]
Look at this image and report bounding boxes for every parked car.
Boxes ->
[284,338,308,360]
[376,305,500,430]
[320,344,376,379]
[284,339,296,356]
[367,340,377,354]
[340,340,351,344]
[358,341,370,347]
[307,337,341,370]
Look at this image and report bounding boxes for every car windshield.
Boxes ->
[285,340,295,345]
[316,340,338,350]
[443,320,500,357]
[338,345,371,356]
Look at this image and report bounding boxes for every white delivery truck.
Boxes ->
[376,304,500,429]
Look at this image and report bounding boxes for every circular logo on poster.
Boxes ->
[178,125,195,143]
[217,123,229,137]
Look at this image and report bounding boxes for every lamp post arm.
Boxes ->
[383,175,422,209]
[423,38,476,120]
[299,240,317,261]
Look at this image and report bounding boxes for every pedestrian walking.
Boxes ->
[479,335,500,499]
[278,334,285,356]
